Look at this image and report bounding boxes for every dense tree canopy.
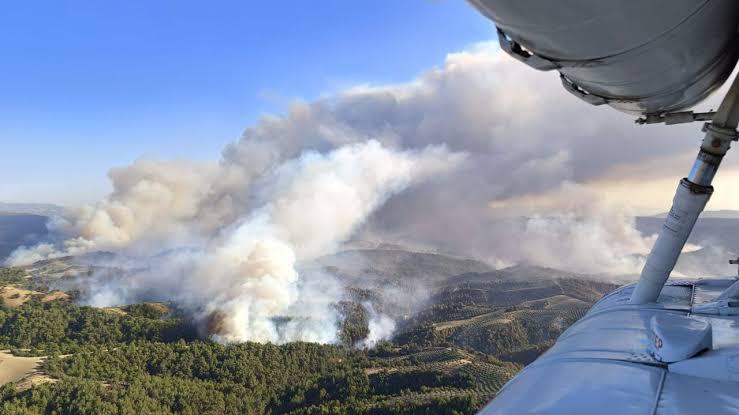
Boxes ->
[0,265,613,414]
[0,300,195,353]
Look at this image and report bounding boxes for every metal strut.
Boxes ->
[630,76,739,304]
[635,111,716,126]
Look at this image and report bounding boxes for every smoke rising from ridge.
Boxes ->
[34,141,461,344]
[9,42,738,343]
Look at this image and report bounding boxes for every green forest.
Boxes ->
[0,263,613,414]
[0,302,510,414]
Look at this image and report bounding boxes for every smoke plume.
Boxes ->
[18,141,460,344]
[9,42,737,343]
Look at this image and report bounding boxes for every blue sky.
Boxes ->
[0,0,495,205]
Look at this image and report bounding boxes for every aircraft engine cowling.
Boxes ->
[468,0,739,115]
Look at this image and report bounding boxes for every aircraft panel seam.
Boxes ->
[650,370,667,415]
[688,283,697,316]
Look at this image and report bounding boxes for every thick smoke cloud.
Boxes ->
[182,141,461,343]
[9,42,736,343]
[12,141,461,344]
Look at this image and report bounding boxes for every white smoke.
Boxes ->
[15,141,461,344]
[182,141,462,343]
[480,182,654,275]
[11,43,690,277]
[9,42,734,343]
[8,243,64,266]
[358,303,397,349]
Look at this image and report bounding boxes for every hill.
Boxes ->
[637,216,739,243]
[631,214,739,277]
[0,249,619,414]
[316,248,494,287]
[651,209,739,219]
[0,203,64,217]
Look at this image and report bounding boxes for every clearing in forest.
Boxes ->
[0,351,43,386]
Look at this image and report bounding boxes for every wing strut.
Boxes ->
[630,76,739,304]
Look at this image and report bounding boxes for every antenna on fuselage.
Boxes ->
[630,76,739,304]
[730,257,739,278]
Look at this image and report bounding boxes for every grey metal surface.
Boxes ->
[468,0,739,115]
[464,3,739,413]
[669,347,739,382]
[648,314,712,362]
[630,47,739,305]
[480,359,663,414]
[657,371,739,415]
[630,181,712,304]
[478,279,739,414]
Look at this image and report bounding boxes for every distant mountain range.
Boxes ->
[636,215,739,250]
[0,202,65,217]
[652,209,739,219]
[1,202,738,270]
[0,214,49,262]
[0,203,65,262]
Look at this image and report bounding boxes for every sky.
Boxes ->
[6,2,739,280]
[4,0,739,217]
[0,0,495,205]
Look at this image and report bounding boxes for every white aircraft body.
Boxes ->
[467,1,739,413]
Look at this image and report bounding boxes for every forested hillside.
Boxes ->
[0,251,617,414]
